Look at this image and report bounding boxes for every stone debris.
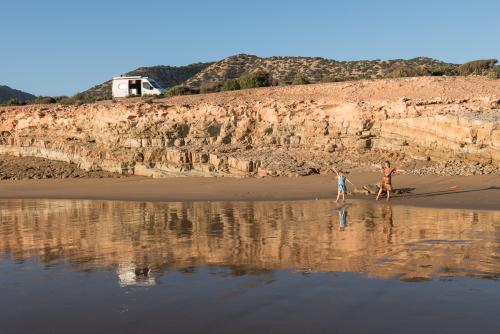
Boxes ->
[408,160,500,176]
[353,183,415,196]
[353,184,380,195]
[0,155,121,180]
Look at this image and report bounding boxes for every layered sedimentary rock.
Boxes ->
[0,76,498,177]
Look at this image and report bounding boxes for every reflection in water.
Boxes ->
[117,264,155,287]
[336,204,350,228]
[0,199,499,285]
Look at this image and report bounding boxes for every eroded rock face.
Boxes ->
[0,77,499,177]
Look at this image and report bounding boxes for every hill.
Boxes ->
[77,62,212,102]
[76,55,498,101]
[182,54,459,89]
[0,85,36,104]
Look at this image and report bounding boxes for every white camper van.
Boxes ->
[112,76,165,98]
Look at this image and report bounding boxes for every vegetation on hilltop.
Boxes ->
[239,70,273,89]
[4,56,498,106]
[164,56,498,96]
[182,55,460,89]
[168,55,499,96]
[73,55,500,101]
[458,59,498,76]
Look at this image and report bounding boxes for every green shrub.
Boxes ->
[58,97,76,105]
[321,75,345,83]
[55,92,95,105]
[458,59,498,75]
[292,74,310,85]
[239,70,272,89]
[222,79,240,91]
[384,64,421,78]
[166,85,198,97]
[68,92,96,105]
[30,96,57,104]
[429,65,458,76]
[50,96,67,103]
[486,66,500,79]
[5,98,25,106]
[199,82,222,94]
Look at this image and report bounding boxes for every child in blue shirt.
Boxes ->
[333,167,354,202]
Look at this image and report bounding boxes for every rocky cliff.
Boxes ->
[0,76,498,177]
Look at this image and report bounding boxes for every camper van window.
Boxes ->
[150,80,160,88]
[142,82,152,90]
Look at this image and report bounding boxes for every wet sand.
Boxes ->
[1,198,500,333]
[0,173,498,210]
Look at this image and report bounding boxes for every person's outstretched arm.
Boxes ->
[332,167,339,176]
[346,178,354,186]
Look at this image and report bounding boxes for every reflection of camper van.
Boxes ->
[112,76,165,98]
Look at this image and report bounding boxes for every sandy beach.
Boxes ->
[0,173,498,210]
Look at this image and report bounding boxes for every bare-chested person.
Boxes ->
[376,161,404,201]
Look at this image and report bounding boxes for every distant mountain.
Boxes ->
[78,62,213,102]
[183,54,458,88]
[0,85,36,104]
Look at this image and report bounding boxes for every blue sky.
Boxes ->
[1,0,499,96]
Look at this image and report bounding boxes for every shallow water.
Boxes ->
[0,199,499,333]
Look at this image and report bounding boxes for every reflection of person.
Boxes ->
[333,167,354,202]
[376,161,404,201]
[339,209,348,228]
[381,204,393,243]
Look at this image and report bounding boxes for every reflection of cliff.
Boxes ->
[0,200,499,282]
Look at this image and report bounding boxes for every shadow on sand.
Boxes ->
[398,186,499,199]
